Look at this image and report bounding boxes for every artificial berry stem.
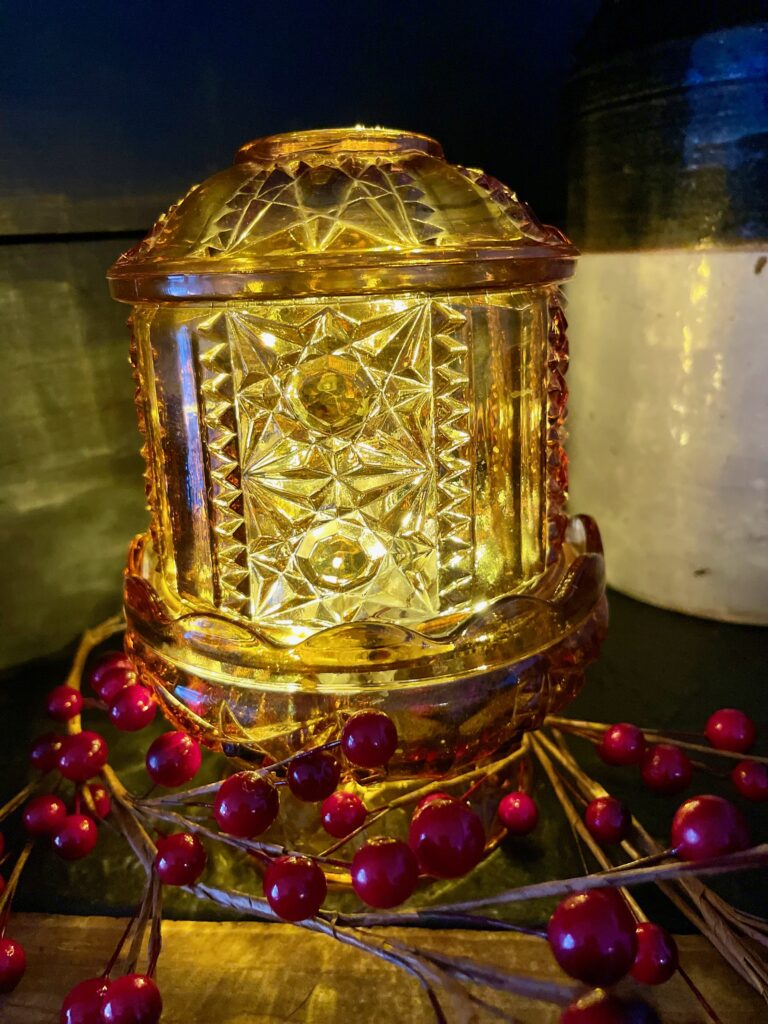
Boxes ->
[531,735,644,922]
[0,843,33,938]
[0,781,40,824]
[102,907,142,978]
[124,872,162,976]
[603,849,675,873]
[677,963,725,1024]
[460,774,492,803]
[319,739,531,857]
[136,803,352,871]
[63,614,125,737]
[533,727,760,1019]
[546,716,768,765]
[63,614,125,692]
[193,880,581,1008]
[423,843,768,915]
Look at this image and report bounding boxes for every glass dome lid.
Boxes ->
[108,126,577,301]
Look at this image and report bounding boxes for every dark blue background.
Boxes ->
[1,0,600,232]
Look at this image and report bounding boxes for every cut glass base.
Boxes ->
[124,515,607,782]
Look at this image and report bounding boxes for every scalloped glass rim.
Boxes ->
[123,515,605,691]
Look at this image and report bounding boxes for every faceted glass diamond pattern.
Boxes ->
[199,301,444,630]
[192,161,443,259]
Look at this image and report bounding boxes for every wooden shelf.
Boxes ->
[3,913,764,1022]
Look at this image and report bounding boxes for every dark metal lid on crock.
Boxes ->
[567,7,768,250]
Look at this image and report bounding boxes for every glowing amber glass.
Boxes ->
[108,128,606,775]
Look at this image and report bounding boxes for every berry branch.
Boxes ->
[0,617,766,1024]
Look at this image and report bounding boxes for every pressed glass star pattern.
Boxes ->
[196,299,471,631]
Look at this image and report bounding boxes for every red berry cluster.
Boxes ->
[547,706,763,1011]
[347,789,490,910]
[597,721,693,795]
[204,707,493,918]
[206,709,406,919]
[597,709,762,803]
[21,653,173,1014]
[547,887,678,995]
[0,649,161,997]
[60,973,162,1024]
[14,645,762,1020]
[23,742,109,861]
[90,652,158,733]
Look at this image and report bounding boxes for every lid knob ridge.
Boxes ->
[235,126,445,164]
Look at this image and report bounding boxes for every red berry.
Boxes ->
[47,685,84,722]
[286,751,340,802]
[23,793,67,836]
[351,837,419,908]
[145,731,201,788]
[560,990,660,1023]
[87,783,111,819]
[154,832,207,886]
[52,814,98,860]
[98,668,137,704]
[671,794,750,861]
[705,709,756,753]
[731,760,768,802]
[29,732,64,773]
[547,888,638,986]
[498,791,539,835]
[584,796,631,845]
[0,937,26,994]
[263,855,327,921]
[414,791,453,815]
[598,722,646,767]
[100,974,162,1024]
[88,652,135,700]
[0,876,5,897]
[108,684,157,732]
[58,731,109,781]
[60,976,112,1024]
[320,791,367,838]
[640,744,691,795]
[341,710,398,768]
[408,797,485,878]
[213,771,279,837]
[631,921,678,985]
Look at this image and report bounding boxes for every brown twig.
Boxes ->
[0,842,34,937]
[124,872,160,975]
[546,715,768,765]
[530,733,646,921]
[423,844,768,915]
[134,802,352,870]
[330,910,546,936]
[542,727,765,1014]
[0,781,40,824]
[191,881,578,1008]
[64,615,124,694]
[319,739,531,857]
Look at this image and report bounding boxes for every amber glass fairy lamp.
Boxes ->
[108,127,606,777]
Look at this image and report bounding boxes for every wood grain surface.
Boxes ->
[2,914,764,1022]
